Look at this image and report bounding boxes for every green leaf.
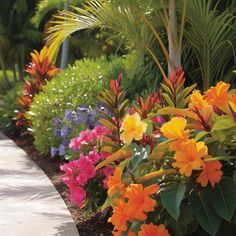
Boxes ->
[162,93,175,107]
[176,84,197,105]
[161,183,186,221]
[98,118,118,132]
[143,119,153,136]
[195,131,209,141]
[206,177,236,221]
[161,83,173,97]
[191,191,221,235]
[212,115,236,132]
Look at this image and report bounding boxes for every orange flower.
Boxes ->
[125,184,159,221]
[173,139,207,177]
[189,90,209,111]
[128,230,136,236]
[196,160,223,187]
[138,223,170,236]
[160,117,189,140]
[109,199,131,233]
[120,113,147,144]
[204,81,231,112]
[107,167,126,197]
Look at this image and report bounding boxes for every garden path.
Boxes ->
[0,131,79,236]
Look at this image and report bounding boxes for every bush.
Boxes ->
[28,56,127,153]
[0,70,15,96]
[0,82,24,134]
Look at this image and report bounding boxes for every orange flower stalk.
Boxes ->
[160,117,189,140]
[107,167,126,197]
[108,198,131,233]
[138,223,170,236]
[173,139,207,177]
[125,184,159,221]
[120,113,147,144]
[196,160,223,187]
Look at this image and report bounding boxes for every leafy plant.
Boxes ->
[27,56,127,153]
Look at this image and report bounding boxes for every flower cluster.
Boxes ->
[51,105,99,158]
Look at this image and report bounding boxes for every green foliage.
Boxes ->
[0,82,24,133]
[161,183,186,221]
[28,56,127,153]
[0,70,14,96]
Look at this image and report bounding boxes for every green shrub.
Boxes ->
[0,70,15,96]
[0,82,24,134]
[28,56,127,153]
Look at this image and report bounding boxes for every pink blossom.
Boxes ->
[152,115,165,124]
[69,137,81,151]
[102,166,115,188]
[88,150,101,164]
[69,186,86,207]
[94,126,111,136]
[100,152,110,160]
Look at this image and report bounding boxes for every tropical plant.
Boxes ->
[16,46,59,127]
[46,0,236,90]
[27,56,127,153]
[61,69,236,235]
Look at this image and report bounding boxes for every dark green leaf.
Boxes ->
[191,191,221,235]
[206,177,236,221]
[161,183,186,221]
[212,115,236,132]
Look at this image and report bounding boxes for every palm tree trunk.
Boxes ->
[12,63,17,83]
[167,0,181,74]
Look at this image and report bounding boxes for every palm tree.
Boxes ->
[46,0,236,90]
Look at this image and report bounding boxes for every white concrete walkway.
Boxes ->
[0,132,79,236]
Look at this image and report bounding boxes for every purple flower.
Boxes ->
[54,117,62,126]
[53,128,61,137]
[77,106,89,113]
[64,110,73,121]
[50,147,58,157]
[61,126,69,138]
[59,144,66,156]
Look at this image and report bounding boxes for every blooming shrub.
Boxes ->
[16,46,59,127]
[27,56,127,153]
[61,69,236,236]
[50,105,99,159]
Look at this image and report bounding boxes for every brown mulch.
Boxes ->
[8,133,113,236]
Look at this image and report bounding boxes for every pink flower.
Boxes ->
[101,152,110,160]
[94,126,111,136]
[88,150,101,164]
[152,115,165,124]
[69,186,86,207]
[69,137,81,151]
[102,166,115,188]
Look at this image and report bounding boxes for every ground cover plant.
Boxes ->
[60,71,236,236]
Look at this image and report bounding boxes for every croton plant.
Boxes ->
[61,69,236,236]
[16,46,59,127]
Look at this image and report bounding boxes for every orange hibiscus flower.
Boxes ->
[125,184,159,221]
[189,90,209,111]
[138,223,170,236]
[107,167,126,197]
[109,199,131,233]
[204,81,231,112]
[160,117,189,140]
[173,139,207,176]
[196,160,223,187]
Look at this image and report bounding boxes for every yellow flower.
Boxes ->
[160,117,189,140]
[189,90,209,111]
[173,139,207,176]
[120,113,147,144]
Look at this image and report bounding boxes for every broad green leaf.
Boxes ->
[191,191,221,235]
[161,83,173,97]
[148,140,170,161]
[212,115,236,132]
[195,131,209,141]
[161,183,186,221]
[143,119,153,136]
[206,177,236,221]
[176,84,197,105]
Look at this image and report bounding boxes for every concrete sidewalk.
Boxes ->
[0,132,79,236]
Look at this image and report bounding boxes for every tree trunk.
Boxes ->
[60,0,69,69]
[12,63,17,83]
[167,0,181,75]
[0,55,11,89]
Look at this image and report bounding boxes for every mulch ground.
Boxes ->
[8,133,113,236]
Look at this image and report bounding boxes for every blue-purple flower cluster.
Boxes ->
[50,105,99,158]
